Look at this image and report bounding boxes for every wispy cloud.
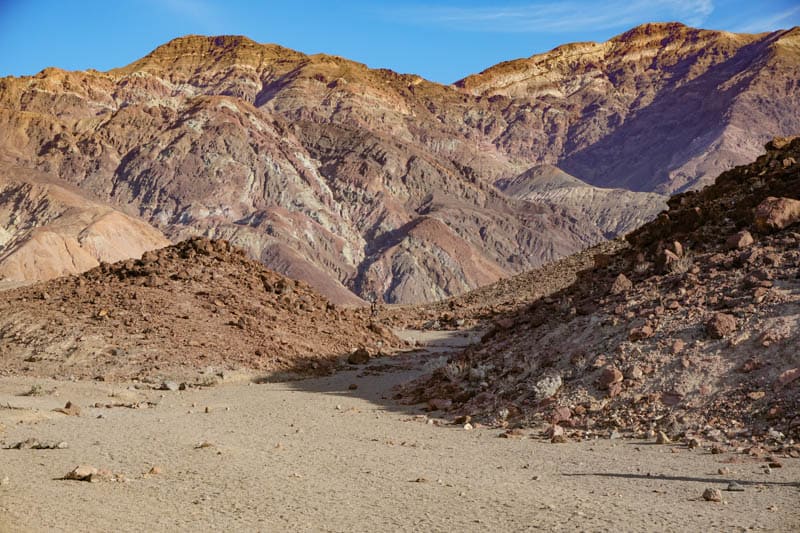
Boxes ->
[728,5,800,33]
[388,0,714,33]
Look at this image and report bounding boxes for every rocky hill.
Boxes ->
[0,23,797,303]
[0,237,402,382]
[459,23,800,194]
[401,138,800,443]
[0,164,169,289]
[496,165,667,237]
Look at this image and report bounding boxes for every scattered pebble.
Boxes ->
[702,488,722,502]
[160,381,179,392]
[63,465,98,482]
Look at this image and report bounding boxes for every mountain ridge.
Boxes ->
[0,22,797,302]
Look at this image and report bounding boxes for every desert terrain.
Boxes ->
[0,331,797,532]
[1,19,799,532]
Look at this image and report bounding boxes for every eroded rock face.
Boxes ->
[457,23,800,194]
[0,166,170,289]
[0,24,797,302]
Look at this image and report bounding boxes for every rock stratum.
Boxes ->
[402,138,800,441]
[0,164,169,289]
[0,23,797,302]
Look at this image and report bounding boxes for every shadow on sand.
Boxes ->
[252,328,483,419]
[563,472,800,488]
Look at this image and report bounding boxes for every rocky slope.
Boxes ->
[401,138,800,444]
[459,23,800,194]
[0,237,402,381]
[496,165,667,237]
[0,164,169,289]
[0,23,797,302]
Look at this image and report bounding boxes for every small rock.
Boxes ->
[551,434,568,444]
[726,482,745,492]
[348,383,358,390]
[160,381,180,392]
[533,374,562,400]
[687,438,701,450]
[463,423,474,430]
[148,466,162,475]
[610,273,633,295]
[598,367,624,389]
[773,367,800,391]
[656,431,671,444]
[347,348,371,365]
[706,313,737,339]
[64,465,98,481]
[718,467,730,475]
[628,325,654,342]
[702,488,722,502]
[625,366,643,380]
[54,401,81,416]
[427,398,452,411]
[726,230,754,250]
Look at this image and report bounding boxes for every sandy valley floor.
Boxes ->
[0,332,798,532]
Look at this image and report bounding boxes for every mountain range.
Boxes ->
[0,22,797,303]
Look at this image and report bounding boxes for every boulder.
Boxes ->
[754,197,800,232]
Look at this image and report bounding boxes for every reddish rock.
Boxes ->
[754,197,800,232]
[598,367,624,389]
[551,406,572,423]
[725,230,754,250]
[671,339,686,354]
[427,398,453,411]
[610,273,633,295]
[628,325,654,341]
[773,367,800,391]
[706,313,737,339]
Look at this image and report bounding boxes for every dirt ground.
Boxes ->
[0,331,797,532]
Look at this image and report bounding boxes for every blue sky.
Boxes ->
[1,0,799,83]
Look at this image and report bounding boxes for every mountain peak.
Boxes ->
[611,21,696,42]
[116,34,305,74]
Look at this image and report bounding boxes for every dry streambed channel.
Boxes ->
[0,331,797,532]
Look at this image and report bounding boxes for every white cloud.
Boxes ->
[728,5,800,33]
[390,0,715,33]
